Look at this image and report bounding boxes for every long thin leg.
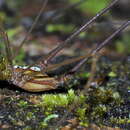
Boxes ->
[37,0,119,69]
[12,0,48,59]
[69,20,130,73]
[40,20,130,73]
[20,0,119,76]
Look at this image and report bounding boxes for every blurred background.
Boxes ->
[0,0,130,65]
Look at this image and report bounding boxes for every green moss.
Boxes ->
[39,122,48,129]
[26,112,35,121]
[17,100,28,108]
[69,0,109,14]
[44,114,59,123]
[39,114,59,129]
[108,71,117,77]
[23,126,32,130]
[79,72,91,78]
[39,89,86,109]
[89,87,122,105]
[76,107,89,127]
[40,93,68,107]
[110,117,130,125]
[79,121,89,127]
[92,105,107,117]
[76,108,86,120]
[46,24,75,33]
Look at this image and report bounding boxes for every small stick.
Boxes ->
[13,0,48,59]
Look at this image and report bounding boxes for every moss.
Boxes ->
[23,126,32,130]
[39,114,59,129]
[17,100,28,108]
[79,72,91,78]
[110,117,130,125]
[92,105,107,117]
[39,89,86,109]
[26,112,35,121]
[46,24,75,33]
[108,71,117,77]
[76,108,86,120]
[76,108,89,127]
[88,87,122,105]
[39,121,48,129]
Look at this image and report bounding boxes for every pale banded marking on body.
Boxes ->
[14,65,41,71]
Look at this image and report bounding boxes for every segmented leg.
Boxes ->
[12,20,129,92]
[39,21,130,74]
[35,0,119,70]
[19,0,119,74]
[68,20,130,73]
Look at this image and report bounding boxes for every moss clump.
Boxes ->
[26,112,36,121]
[76,108,89,127]
[17,100,28,108]
[110,117,130,125]
[88,87,122,105]
[39,89,86,109]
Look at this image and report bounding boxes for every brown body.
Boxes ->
[13,68,59,92]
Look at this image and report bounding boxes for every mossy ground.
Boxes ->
[0,58,130,129]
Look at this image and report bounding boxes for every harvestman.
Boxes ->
[0,0,129,92]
